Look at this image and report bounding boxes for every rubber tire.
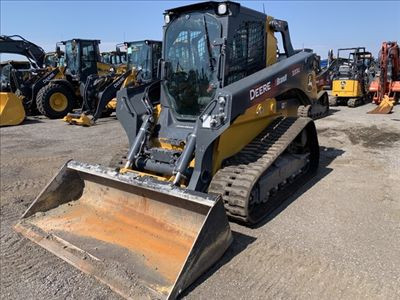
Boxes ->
[36,83,75,119]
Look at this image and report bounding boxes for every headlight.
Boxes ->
[164,14,170,24]
[218,3,228,15]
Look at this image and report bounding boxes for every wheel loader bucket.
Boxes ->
[0,92,25,126]
[14,160,232,299]
[368,95,395,114]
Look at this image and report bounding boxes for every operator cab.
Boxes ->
[161,1,267,120]
[61,39,101,82]
[124,40,161,82]
[335,47,371,80]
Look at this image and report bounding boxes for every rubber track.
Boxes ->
[297,105,311,118]
[208,117,313,223]
[298,104,328,119]
[348,97,364,107]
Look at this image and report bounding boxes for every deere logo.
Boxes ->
[341,81,346,86]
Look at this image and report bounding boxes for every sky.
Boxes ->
[1,0,399,60]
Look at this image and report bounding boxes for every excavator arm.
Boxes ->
[368,42,400,114]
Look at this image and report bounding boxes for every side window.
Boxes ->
[81,43,95,62]
[226,21,265,85]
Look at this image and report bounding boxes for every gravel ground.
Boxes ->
[1,102,399,299]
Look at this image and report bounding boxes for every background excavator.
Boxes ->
[368,41,400,114]
[316,49,349,90]
[64,40,162,126]
[16,1,327,298]
[330,47,373,107]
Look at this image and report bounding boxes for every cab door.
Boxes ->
[80,41,99,82]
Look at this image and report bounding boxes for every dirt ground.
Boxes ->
[1,102,399,299]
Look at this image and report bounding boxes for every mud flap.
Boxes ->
[0,92,25,126]
[368,95,395,114]
[14,161,232,299]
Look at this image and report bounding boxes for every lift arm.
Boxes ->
[0,35,45,68]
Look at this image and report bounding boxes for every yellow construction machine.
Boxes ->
[33,39,113,119]
[15,2,328,298]
[330,47,373,107]
[0,35,47,126]
[64,40,162,126]
[0,36,114,121]
[0,60,31,126]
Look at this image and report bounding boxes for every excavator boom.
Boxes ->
[368,41,400,114]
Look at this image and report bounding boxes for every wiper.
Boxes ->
[203,16,214,72]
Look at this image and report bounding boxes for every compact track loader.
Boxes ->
[16,2,326,299]
[368,41,400,114]
[64,40,161,126]
[330,47,373,107]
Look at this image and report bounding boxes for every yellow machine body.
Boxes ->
[332,79,361,98]
[0,92,26,126]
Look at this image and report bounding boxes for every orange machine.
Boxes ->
[368,41,400,114]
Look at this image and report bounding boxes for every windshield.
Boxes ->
[126,42,152,80]
[65,41,79,75]
[164,12,221,118]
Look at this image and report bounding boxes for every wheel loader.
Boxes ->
[0,36,113,120]
[1,61,31,126]
[34,39,114,119]
[64,40,162,126]
[15,2,326,299]
[0,35,47,126]
[368,41,400,114]
[330,47,373,107]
